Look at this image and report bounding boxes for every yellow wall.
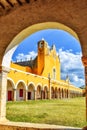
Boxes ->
[8,40,83,94]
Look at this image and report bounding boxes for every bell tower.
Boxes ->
[37,40,45,75]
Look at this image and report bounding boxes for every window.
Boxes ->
[19,89,23,97]
[53,68,56,79]
[39,41,43,48]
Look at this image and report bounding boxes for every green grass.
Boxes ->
[6,97,87,128]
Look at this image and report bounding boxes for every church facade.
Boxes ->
[7,40,83,101]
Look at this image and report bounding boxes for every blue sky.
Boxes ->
[12,29,85,87]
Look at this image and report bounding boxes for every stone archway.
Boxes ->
[0,0,87,63]
[0,0,87,121]
[28,83,35,100]
[16,81,26,101]
[2,22,79,68]
[7,79,15,101]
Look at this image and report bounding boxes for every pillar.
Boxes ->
[34,90,37,100]
[25,89,28,101]
[68,90,70,98]
[41,90,44,99]
[13,88,16,101]
[0,66,9,121]
[82,56,87,121]
[57,89,60,99]
[47,91,49,99]
[48,73,51,99]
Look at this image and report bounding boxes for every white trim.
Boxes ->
[43,84,48,90]
[2,46,18,67]
[15,80,27,90]
[7,77,15,89]
[36,83,43,90]
[28,82,36,90]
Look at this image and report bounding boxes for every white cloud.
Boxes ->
[16,51,37,62]
[15,49,85,87]
[58,48,85,87]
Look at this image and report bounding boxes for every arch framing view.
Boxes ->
[0,0,87,128]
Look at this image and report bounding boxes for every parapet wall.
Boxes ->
[0,121,82,130]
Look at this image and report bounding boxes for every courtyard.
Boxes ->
[6,97,86,128]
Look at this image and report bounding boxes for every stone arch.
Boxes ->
[16,80,26,101]
[7,78,15,101]
[36,83,42,90]
[7,78,15,89]
[15,80,26,90]
[0,0,87,122]
[2,22,79,68]
[0,0,87,66]
[28,83,35,100]
[28,82,36,90]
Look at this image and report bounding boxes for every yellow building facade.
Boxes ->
[7,40,83,101]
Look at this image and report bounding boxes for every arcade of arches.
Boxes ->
[0,0,87,121]
[7,79,82,102]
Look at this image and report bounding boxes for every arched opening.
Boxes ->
[16,81,26,101]
[0,22,85,124]
[2,22,79,68]
[28,83,35,100]
[7,79,15,101]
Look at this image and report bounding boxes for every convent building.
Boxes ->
[7,40,83,101]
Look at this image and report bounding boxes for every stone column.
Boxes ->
[82,56,87,121]
[57,90,59,99]
[13,88,16,101]
[60,91,62,99]
[34,90,37,100]
[47,91,49,99]
[0,66,9,121]
[68,90,70,98]
[41,90,44,99]
[25,89,28,101]
[48,73,51,99]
